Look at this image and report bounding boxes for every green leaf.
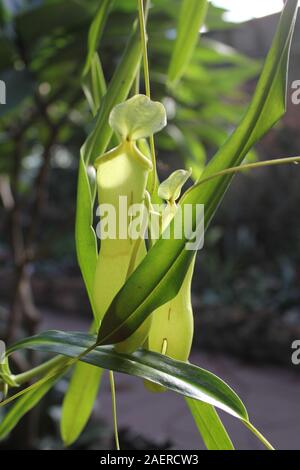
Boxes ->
[83,0,115,77]
[191,0,299,230]
[8,330,248,420]
[82,53,107,117]
[76,2,144,319]
[109,94,167,141]
[0,373,61,440]
[96,0,298,346]
[186,398,234,450]
[67,2,114,445]
[82,0,114,116]
[77,0,114,311]
[82,24,143,164]
[66,0,115,446]
[61,362,103,446]
[167,0,208,85]
[75,156,98,314]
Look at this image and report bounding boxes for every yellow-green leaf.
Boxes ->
[61,362,103,446]
[168,0,208,86]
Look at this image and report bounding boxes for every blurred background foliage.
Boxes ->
[0,0,261,332]
[1,0,300,355]
[0,0,300,448]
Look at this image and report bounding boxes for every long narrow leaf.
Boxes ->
[168,0,208,85]
[83,0,114,77]
[82,24,142,165]
[185,0,298,229]
[0,373,61,439]
[67,2,115,445]
[75,155,98,313]
[76,15,144,309]
[7,331,248,421]
[97,0,298,346]
[83,53,107,117]
[82,0,114,116]
[61,362,103,446]
[186,398,234,450]
[73,2,145,442]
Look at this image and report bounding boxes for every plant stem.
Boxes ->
[109,371,120,450]
[135,68,140,95]
[14,356,67,385]
[0,363,69,408]
[1,342,98,408]
[182,156,300,200]
[198,156,300,186]
[243,421,275,450]
[138,0,157,194]
[138,0,151,97]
